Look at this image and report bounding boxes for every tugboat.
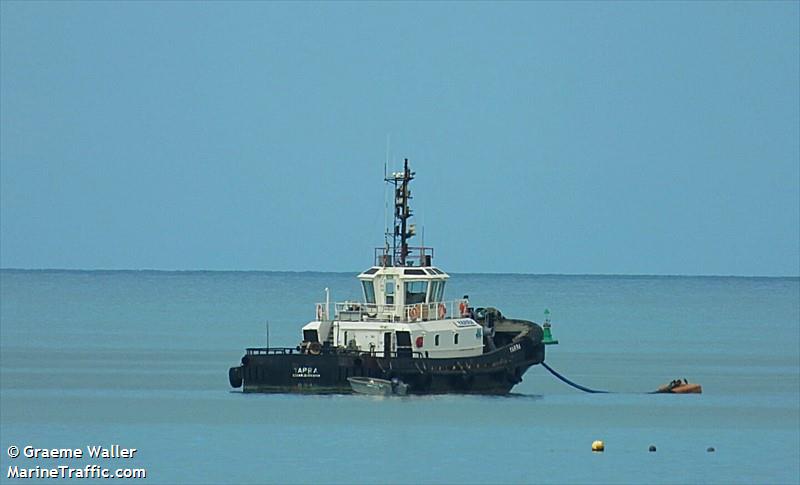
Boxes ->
[228,159,555,394]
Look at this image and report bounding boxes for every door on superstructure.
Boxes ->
[396,331,412,358]
[383,332,392,358]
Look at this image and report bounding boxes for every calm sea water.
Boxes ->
[1,270,798,484]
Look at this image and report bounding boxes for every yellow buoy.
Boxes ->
[592,440,605,452]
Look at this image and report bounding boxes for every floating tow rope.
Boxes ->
[541,362,702,394]
[541,362,612,393]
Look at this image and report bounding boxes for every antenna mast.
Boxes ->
[384,158,415,266]
[383,137,390,249]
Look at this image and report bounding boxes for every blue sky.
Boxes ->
[1,1,798,276]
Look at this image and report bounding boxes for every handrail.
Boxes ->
[374,246,434,267]
[246,347,301,355]
[246,346,426,359]
[318,298,472,323]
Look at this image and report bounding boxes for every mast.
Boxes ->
[399,158,411,265]
[385,158,415,266]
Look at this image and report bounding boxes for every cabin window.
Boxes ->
[432,281,445,302]
[405,281,428,305]
[430,280,446,302]
[385,280,395,305]
[362,281,376,304]
[435,334,440,346]
[454,333,459,345]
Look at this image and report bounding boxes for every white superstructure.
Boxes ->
[300,158,485,360]
[303,264,483,359]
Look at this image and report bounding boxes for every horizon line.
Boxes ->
[1,267,798,279]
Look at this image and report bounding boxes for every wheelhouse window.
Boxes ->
[405,281,428,305]
[362,281,376,304]
[429,280,446,302]
[385,279,395,305]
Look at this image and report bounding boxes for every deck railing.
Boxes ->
[246,346,427,359]
[373,246,434,267]
[315,298,471,323]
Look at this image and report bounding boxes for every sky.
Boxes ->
[1,1,798,276]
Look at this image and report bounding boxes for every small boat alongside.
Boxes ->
[348,377,409,396]
[228,158,556,395]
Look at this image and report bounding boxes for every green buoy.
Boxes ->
[542,308,559,345]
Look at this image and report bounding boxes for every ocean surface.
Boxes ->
[1,270,798,484]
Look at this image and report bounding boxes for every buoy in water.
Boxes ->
[592,440,605,452]
[656,378,702,394]
[707,447,715,453]
[649,445,656,452]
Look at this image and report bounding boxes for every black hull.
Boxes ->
[229,333,544,395]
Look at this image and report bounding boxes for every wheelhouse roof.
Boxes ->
[358,266,450,279]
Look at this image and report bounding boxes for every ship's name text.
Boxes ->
[292,367,320,378]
